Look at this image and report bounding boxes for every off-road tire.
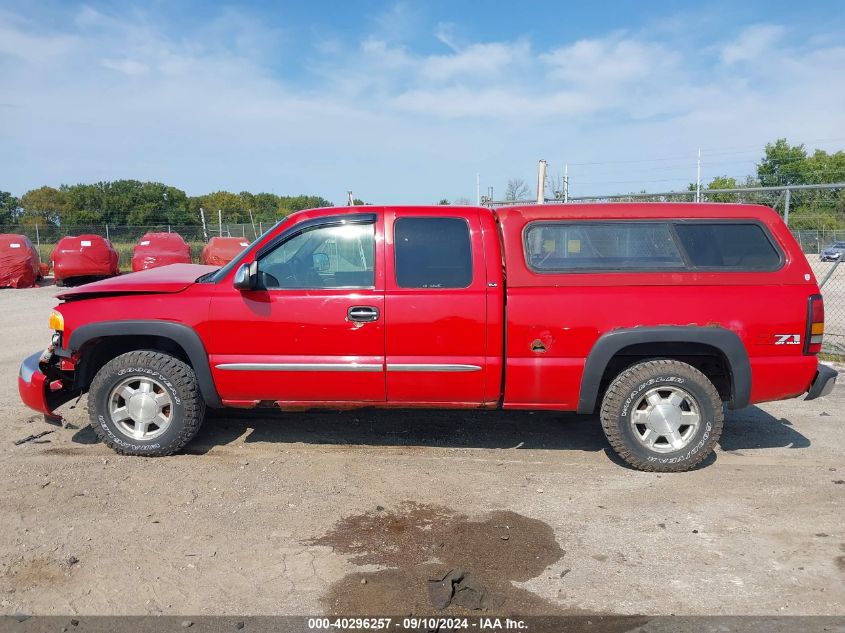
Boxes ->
[88,350,205,456]
[599,359,723,472]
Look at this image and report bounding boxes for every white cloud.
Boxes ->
[720,24,786,64]
[101,57,149,76]
[542,34,677,86]
[434,22,458,51]
[420,41,530,82]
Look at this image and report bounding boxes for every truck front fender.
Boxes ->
[67,320,221,407]
[577,326,751,414]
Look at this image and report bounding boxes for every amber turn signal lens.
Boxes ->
[48,310,64,331]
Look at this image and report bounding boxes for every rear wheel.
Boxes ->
[599,359,723,472]
[88,350,205,456]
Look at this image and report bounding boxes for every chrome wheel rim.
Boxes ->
[630,386,701,453]
[108,376,173,440]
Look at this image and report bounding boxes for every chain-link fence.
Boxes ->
[816,260,845,359]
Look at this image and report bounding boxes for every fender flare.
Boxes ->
[577,326,751,414]
[67,320,221,407]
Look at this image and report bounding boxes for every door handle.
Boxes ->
[348,306,379,322]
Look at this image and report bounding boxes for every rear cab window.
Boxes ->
[524,220,783,273]
[394,217,473,288]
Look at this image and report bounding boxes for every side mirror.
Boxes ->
[312,252,330,273]
[233,262,254,290]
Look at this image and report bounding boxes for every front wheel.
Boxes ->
[599,359,723,472]
[88,350,205,456]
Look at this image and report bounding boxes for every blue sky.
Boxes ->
[1,0,844,204]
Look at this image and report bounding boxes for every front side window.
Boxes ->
[257,222,375,289]
[394,217,473,288]
[525,223,683,271]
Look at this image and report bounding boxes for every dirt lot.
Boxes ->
[0,284,843,618]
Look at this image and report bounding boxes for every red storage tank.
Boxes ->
[52,235,119,284]
[0,234,41,288]
[201,237,250,266]
[131,232,192,271]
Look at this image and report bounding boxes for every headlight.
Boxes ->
[49,310,64,331]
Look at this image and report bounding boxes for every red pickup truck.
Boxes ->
[19,203,837,471]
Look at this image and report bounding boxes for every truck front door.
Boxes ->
[208,213,386,405]
[384,209,491,404]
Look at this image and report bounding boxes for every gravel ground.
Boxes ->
[0,283,843,618]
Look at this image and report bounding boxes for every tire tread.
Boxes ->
[88,350,205,456]
[599,359,724,472]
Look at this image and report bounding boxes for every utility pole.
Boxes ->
[564,163,569,203]
[476,174,481,205]
[784,188,791,226]
[695,148,702,203]
[218,209,223,237]
[536,160,547,204]
[199,207,208,242]
[248,210,258,239]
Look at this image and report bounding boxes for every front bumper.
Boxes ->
[805,364,838,400]
[18,351,77,419]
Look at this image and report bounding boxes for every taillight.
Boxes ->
[805,294,824,355]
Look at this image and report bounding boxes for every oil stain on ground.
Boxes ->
[308,502,647,630]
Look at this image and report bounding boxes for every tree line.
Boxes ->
[3,139,844,229]
[0,181,334,227]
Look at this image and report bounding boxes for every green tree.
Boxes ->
[757,139,808,187]
[704,176,739,203]
[189,191,247,224]
[278,195,333,217]
[61,183,106,224]
[438,198,450,205]
[59,180,192,226]
[0,191,21,224]
[20,186,66,225]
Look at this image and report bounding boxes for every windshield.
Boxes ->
[200,219,285,283]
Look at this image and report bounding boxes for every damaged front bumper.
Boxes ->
[18,350,78,421]
[805,364,838,401]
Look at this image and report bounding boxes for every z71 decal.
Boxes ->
[773,334,801,345]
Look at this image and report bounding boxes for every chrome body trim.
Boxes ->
[386,364,482,372]
[216,363,382,372]
[216,362,483,373]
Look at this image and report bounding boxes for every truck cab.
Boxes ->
[19,204,837,471]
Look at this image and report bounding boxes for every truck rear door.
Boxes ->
[383,208,495,405]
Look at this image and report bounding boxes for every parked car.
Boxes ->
[0,234,42,288]
[131,232,192,271]
[20,203,837,471]
[51,235,119,286]
[200,236,250,266]
[820,240,845,261]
